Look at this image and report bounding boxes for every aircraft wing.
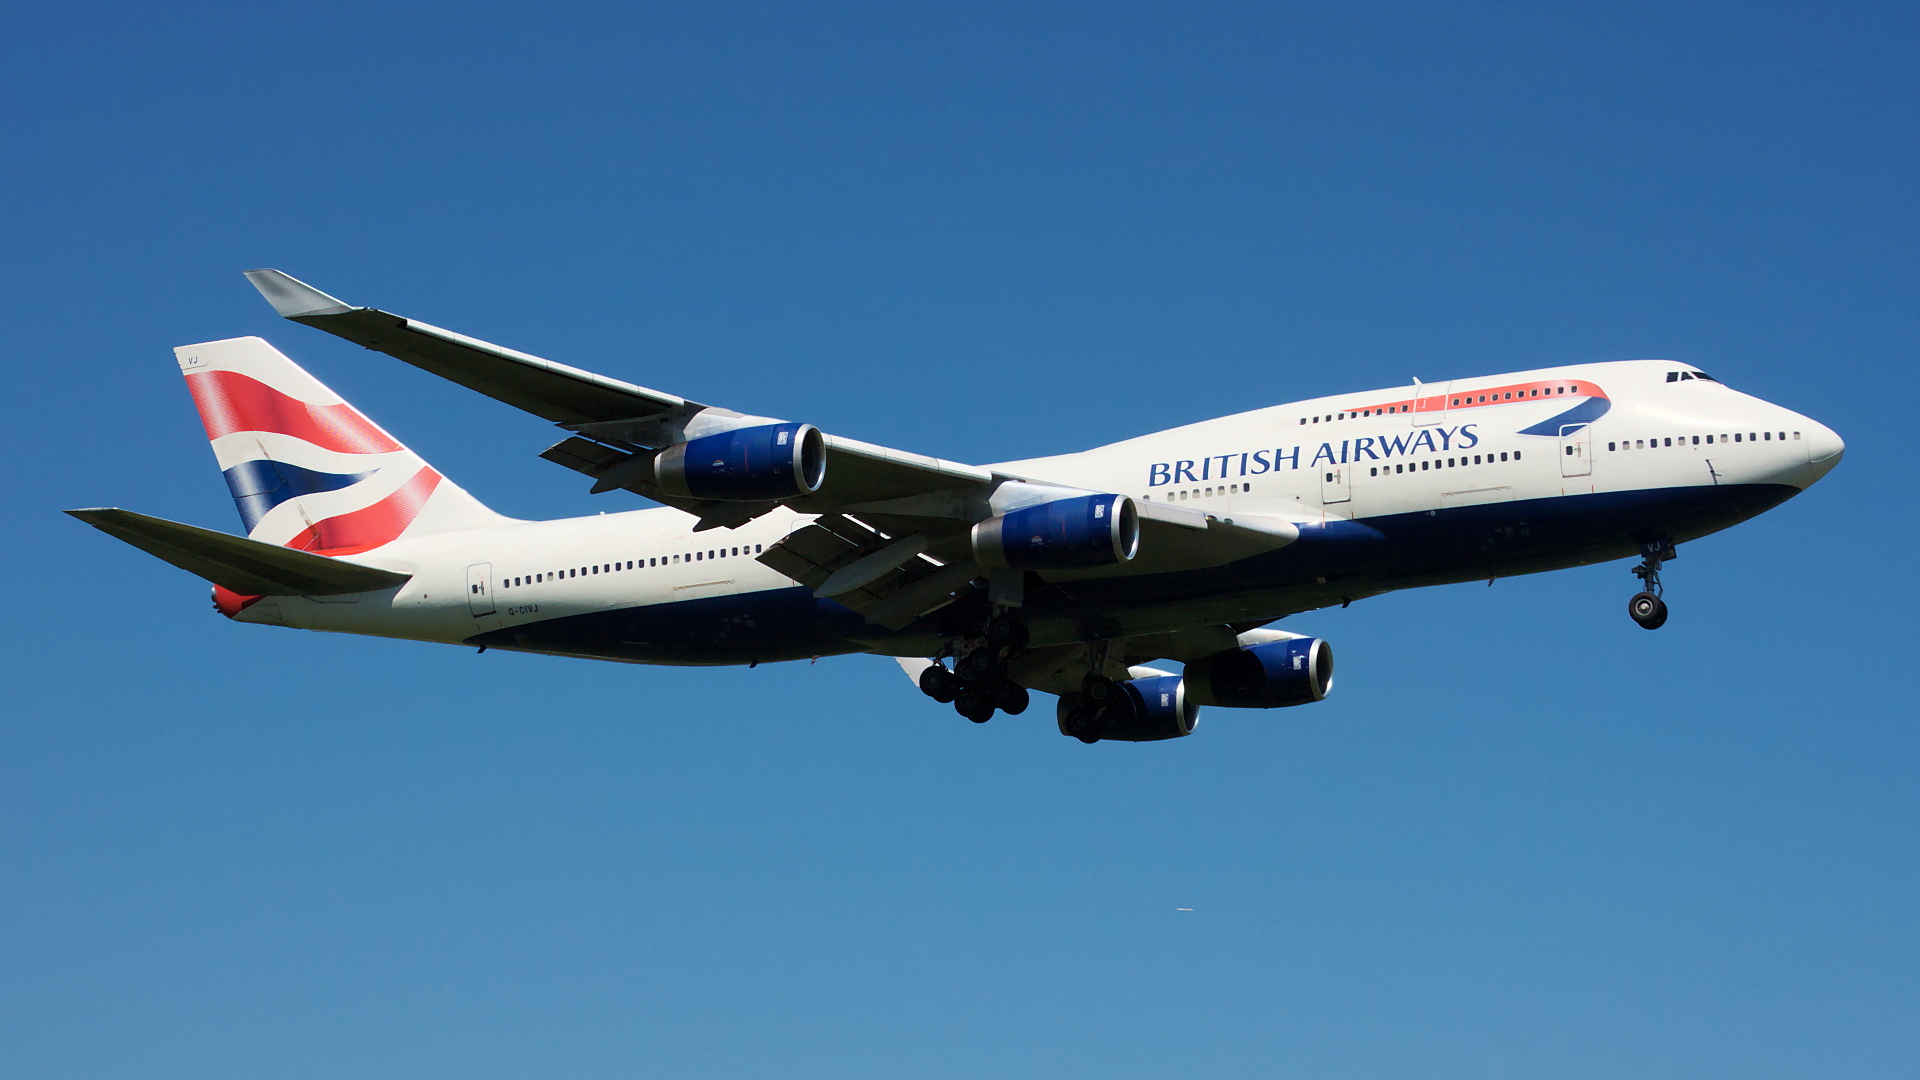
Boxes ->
[245,269,995,524]
[244,270,1298,627]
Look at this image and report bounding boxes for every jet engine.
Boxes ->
[972,493,1139,571]
[656,422,826,501]
[1057,674,1199,742]
[1184,636,1333,708]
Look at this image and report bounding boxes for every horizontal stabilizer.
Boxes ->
[65,508,412,596]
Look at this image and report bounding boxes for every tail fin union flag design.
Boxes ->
[184,366,444,559]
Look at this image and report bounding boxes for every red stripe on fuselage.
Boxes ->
[1339,379,1609,419]
[285,466,442,556]
[185,369,402,455]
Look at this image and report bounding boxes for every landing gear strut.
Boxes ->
[1628,539,1675,630]
[919,612,1031,723]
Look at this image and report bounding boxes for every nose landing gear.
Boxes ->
[1628,540,1676,630]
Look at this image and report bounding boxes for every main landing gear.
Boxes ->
[918,614,1031,724]
[1628,539,1676,630]
[1056,673,1121,745]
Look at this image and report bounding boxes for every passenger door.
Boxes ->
[1321,463,1351,504]
[466,562,496,616]
[1559,424,1593,478]
[1413,379,1451,427]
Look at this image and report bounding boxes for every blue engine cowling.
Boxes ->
[972,494,1139,571]
[1057,674,1199,742]
[1184,637,1333,708]
[656,423,826,501]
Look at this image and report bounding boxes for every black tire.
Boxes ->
[1084,677,1120,705]
[994,681,1030,715]
[958,650,1000,682]
[954,687,995,723]
[1058,706,1098,743]
[918,663,958,703]
[986,615,1029,651]
[1628,591,1669,630]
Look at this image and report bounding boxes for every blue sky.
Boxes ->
[3,2,1916,1076]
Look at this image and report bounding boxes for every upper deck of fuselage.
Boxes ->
[989,358,1838,490]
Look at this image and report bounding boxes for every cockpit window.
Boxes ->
[1667,370,1719,383]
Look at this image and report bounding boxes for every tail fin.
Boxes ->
[176,337,508,554]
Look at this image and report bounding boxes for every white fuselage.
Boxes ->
[236,360,1841,662]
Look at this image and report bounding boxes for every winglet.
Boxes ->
[244,268,357,318]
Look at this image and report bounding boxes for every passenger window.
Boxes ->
[1664,438,1671,447]
[755,544,763,553]
[1734,433,1742,442]
[1793,431,1801,440]
[1514,451,1521,460]
[1692,436,1699,445]
[1763,431,1771,440]
[1370,467,1378,476]
[1500,452,1508,461]
[1420,461,1428,470]
[1395,463,1403,474]
[1608,442,1616,451]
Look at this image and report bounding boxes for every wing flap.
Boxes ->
[67,508,412,596]
[757,515,977,628]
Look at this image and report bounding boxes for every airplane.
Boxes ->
[69,270,1845,744]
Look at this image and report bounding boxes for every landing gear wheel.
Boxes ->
[986,615,1029,651]
[918,663,958,703]
[1628,591,1669,630]
[993,681,1030,716]
[1083,676,1120,706]
[1057,693,1099,743]
[958,649,1001,682]
[954,687,996,723]
[1627,539,1676,630]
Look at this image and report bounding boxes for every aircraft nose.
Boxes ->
[1799,418,1844,484]
[1804,420,1844,465]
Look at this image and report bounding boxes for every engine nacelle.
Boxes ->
[656,422,826,501]
[1184,637,1333,708]
[1057,674,1199,742]
[972,494,1139,571]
